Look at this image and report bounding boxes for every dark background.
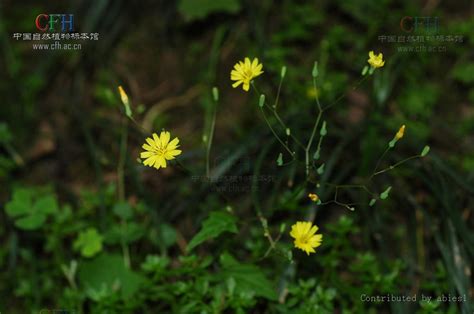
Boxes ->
[0,0,473,313]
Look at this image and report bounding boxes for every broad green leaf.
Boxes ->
[78,254,145,299]
[219,252,277,301]
[187,211,238,252]
[158,223,177,249]
[74,228,104,257]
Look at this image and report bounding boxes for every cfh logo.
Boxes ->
[35,14,74,32]
[400,16,439,33]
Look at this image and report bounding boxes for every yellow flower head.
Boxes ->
[395,125,405,140]
[290,221,323,255]
[368,51,385,68]
[231,57,263,92]
[308,193,319,202]
[140,131,182,170]
[118,85,129,106]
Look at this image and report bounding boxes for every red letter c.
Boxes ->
[35,14,49,31]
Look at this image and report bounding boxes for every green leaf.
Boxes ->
[187,211,238,252]
[5,187,58,230]
[219,253,277,301]
[451,62,474,84]
[74,228,104,257]
[105,223,144,245]
[34,195,58,215]
[277,153,283,166]
[369,198,377,207]
[380,186,392,200]
[113,202,133,220]
[78,254,145,299]
[158,223,177,249]
[421,145,430,157]
[178,0,240,21]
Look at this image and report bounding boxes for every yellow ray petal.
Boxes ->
[160,131,170,147]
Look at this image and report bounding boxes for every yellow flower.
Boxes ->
[290,221,323,255]
[231,57,263,92]
[308,193,319,202]
[140,131,182,170]
[395,125,405,140]
[367,51,385,68]
[118,85,129,106]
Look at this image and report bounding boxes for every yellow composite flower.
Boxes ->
[308,193,319,202]
[367,51,385,68]
[140,131,182,170]
[395,125,406,140]
[290,221,323,255]
[230,57,263,92]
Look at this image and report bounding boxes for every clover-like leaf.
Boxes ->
[5,187,58,230]
[74,228,104,258]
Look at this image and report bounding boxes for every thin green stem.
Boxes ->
[259,106,295,158]
[252,82,305,151]
[305,77,324,178]
[322,75,368,111]
[273,74,284,109]
[370,146,391,180]
[321,182,377,197]
[117,117,131,268]
[117,119,128,201]
[372,155,422,177]
[206,98,217,178]
[273,111,306,149]
[121,221,131,268]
